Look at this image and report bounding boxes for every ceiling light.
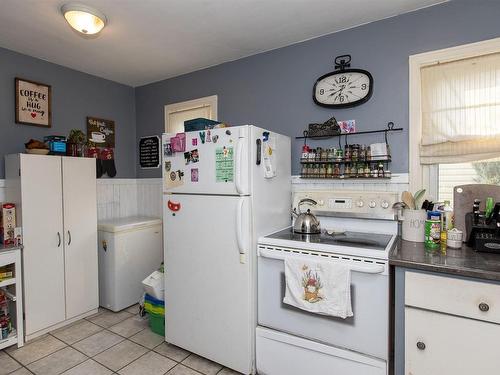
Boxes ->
[61,3,107,35]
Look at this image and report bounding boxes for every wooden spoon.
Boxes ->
[401,191,415,210]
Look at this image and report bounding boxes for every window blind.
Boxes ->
[420,52,500,164]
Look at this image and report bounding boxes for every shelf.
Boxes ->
[0,278,15,288]
[300,158,391,164]
[0,331,17,350]
[300,176,391,180]
[0,288,16,301]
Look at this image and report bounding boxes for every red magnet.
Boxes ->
[167,200,181,212]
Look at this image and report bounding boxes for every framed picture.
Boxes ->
[15,77,52,127]
[86,116,115,147]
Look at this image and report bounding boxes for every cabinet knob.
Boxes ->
[416,341,426,350]
[479,302,490,312]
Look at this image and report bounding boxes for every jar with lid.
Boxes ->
[351,144,360,162]
[319,164,327,178]
[366,146,371,161]
[313,164,320,177]
[301,163,308,177]
[315,148,322,162]
[328,148,335,162]
[377,162,384,178]
[344,145,351,162]
[360,145,367,161]
[326,163,333,178]
[357,163,364,177]
[321,149,328,162]
[344,164,351,178]
[333,164,341,178]
[364,163,371,178]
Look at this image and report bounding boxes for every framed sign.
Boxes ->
[86,116,115,147]
[15,77,52,127]
[139,136,161,169]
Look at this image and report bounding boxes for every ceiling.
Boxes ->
[0,0,446,87]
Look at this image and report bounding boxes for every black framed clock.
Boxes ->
[313,55,373,108]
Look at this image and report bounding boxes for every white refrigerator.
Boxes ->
[162,125,291,374]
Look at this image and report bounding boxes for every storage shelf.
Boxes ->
[296,122,403,139]
[0,331,17,350]
[0,278,16,288]
[300,175,391,180]
[300,157,391,164]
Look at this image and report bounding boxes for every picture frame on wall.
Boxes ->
[15,77,52,127]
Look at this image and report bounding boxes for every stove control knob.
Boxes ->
[369,200,377,208]
[356,200,364,208]
[381,200,390,209]
[318,199,325,206]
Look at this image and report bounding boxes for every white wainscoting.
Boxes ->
[0,178,162,221]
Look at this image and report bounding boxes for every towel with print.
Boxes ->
[283,257,353,319]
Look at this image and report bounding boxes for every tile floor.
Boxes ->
[0,305,241,375]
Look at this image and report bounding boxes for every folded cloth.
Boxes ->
[283,257,353,319]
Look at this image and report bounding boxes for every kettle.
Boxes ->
[292,198,321,234]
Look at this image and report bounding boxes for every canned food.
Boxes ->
[427,211,441,221]
[425,219,441,249]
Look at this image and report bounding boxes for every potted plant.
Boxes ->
[67,129,87,157]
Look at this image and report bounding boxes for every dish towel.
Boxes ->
[283,257,353,319]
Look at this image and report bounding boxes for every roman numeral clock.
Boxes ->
[313,55,373,108]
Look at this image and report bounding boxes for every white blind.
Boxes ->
[166,105,212,134]
[420,52,500,164]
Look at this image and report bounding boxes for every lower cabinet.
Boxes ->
[405,307,500,375]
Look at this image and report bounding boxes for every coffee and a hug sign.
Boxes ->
[15,77,52,127]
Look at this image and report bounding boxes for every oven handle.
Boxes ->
[258,248,385,274]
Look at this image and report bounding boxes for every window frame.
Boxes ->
[164,95,218,133]
[409,37,500,197]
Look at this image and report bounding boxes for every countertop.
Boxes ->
[390,239,500,281]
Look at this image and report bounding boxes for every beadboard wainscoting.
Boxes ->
[0,178,162,221]
[292,173,410,194]
[96,178,162,220]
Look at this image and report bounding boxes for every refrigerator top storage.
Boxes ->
[163,125,283,196]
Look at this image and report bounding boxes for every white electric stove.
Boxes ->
[256,190,398,375]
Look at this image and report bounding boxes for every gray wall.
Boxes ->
[0,47,136,178]
[135,0,500,178]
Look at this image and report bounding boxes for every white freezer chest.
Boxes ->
[98,216,163,312]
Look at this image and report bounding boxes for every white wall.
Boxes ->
[0,178,162,221]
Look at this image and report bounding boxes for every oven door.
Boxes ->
[257,244,389,360]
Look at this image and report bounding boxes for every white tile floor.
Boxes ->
[0,306,241,375]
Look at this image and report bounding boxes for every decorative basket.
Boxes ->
[308,116,341,137]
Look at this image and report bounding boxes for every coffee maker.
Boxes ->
[466,201,500,253]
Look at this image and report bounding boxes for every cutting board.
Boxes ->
[453,184,500,235]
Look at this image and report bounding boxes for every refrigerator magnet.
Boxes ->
[184,149,199,165]
[164,143,173,157]
[192,138,198,146]
[191,168,199,182]
[206,130,211,142]
[212,135,219,143]
[199,131,206,144]
[165,169,184,189]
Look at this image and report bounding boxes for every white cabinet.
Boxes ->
[404,271,500,375]
[405,307,500,375]
[5,154,98,339]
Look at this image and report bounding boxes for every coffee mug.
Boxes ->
[91,131,105,142]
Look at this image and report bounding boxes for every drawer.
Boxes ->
[405,307,500,375]
[405,271,500,324]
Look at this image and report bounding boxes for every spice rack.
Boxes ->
[297,122,401,180]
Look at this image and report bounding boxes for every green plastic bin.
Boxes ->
[149,312,165,336]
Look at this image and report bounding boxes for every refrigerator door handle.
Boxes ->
[235,137,244,194]
[236,198,246,262]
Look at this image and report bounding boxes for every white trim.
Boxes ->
[164,95,218,133]
[409,36,500,193]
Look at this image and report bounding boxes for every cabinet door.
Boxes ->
[20,155,66,335]
[62,157,98,319]
[406,307,500,374]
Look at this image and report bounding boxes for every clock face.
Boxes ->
[313,69,373,108]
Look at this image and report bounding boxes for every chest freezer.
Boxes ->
[98,216,163,312]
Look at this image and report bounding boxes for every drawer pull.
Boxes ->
[416,341,426,350]
[479,302,490,312]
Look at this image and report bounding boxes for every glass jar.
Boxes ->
[344,145,351,162]
[319,164,327,178]
[351,144,360,162]
[328,148,335,162]
[326,164,333,178]
[364,163,371,178]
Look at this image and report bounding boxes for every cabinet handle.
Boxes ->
[67,230,72,246]
[479,302,490,312]
[416,341,426,350]
[57,232,61,247]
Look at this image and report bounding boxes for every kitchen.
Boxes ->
[1,1,500,374]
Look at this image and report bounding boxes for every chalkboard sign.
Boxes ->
[139,136,161,169]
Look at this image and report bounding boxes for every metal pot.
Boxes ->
[292,198,321,234]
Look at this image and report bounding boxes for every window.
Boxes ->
[409,38,500,200]
[164,95,218,134]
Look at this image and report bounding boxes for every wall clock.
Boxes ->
[313,55,373,108]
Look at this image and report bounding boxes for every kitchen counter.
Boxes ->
[390,239,500,281]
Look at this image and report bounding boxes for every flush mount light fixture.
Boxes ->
[61,3,107,35]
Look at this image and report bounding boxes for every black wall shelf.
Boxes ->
[296,122,402,139]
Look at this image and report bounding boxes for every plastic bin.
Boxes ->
[142,271,164,300]
[149,312,165,336]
